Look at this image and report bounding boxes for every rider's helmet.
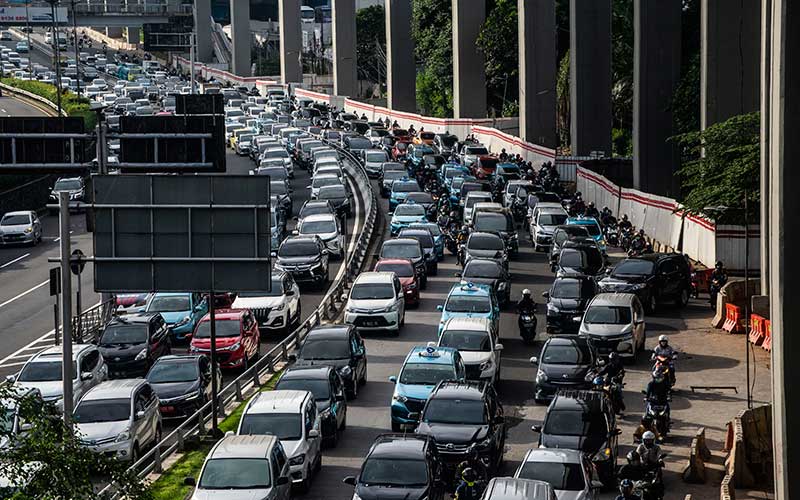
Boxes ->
[622,214,629,221]
[715,260,724,270]
[642,431,656,448]
[588,202,595,208]
[592,376,604,388]
[522,289,531,297]
[658,334,669,347]
[652,370,665,384]
[462,467,477,484]
[608,352,619,362]
[638,228,645,236]
[619,479,634,495]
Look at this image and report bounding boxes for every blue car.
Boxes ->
[390,202,429,236]
[436,282,499,336]
[408,222,445,260]
[448,175,479,204]
[439,163,470,185]
[144,292,208,341]
[408,145,436,171]
[389,179,422,212]
[566,216,607,253]
[389,345,466,432]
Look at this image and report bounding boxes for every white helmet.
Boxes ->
[522,289,531,296]
[658,334,668,343]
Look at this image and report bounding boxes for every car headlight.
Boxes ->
[536,369,548,383]
[383,303,399,313]
[115,430,131,443]
[189,344,200,352]
[547,303,559,313]
[274,303,285,311]
[393,394,408,403]
[23,226,32,233]
[175,316,191,327]
[338,366,352,378]
[599,239,606,246]
[479,359,494,372]
[134,348,147,361]
[630,283,647,290]
[289,453,305,466]
[406,283,417,290]
[226,342,241,351]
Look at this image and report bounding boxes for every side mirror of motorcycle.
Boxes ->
[641,389,647,395]
[529,356,538,365]
[531,424,542,433]
[541,291,549,299]
[590,480,604,490]
[614,428,623,436]
[605,268,612,275]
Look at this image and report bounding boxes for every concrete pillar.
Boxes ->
[332,0,357,96]
[194,0,213,63]
[385,0,415,112]
[106,27,123,38]
[518,0,556,148]
[701,0,761,130]
[279,0,302,83]
[452,0,486,118]
[569,0,612,157]
[767,0,800,497]
[760,0,771,294]
[632,0,681,197]
[126,26,139,46]
[230,0,252,76]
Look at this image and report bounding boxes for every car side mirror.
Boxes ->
[288,353,297,362]
[572,316,582,323]
[5,374,15,384]
[541,291,549,298]
[183,477,196,486]
[605,268,612,275]
[322,249,330,255]
[530,356,538,364]
[276,476,290,486]
[271,251,277,258]
[436,305,443,312]
[336,393,346,401]
[135,410,145,420]
[531,425,542,433]
[495,343,504,351]
[308,429,320,439]
[343,476,357,486]
[388,375,397,383]
[285,289,295,296]
[80,372,93,381]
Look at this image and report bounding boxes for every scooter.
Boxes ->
[643,396,671,438]
[519,310,537,344]
[652,354,677,388]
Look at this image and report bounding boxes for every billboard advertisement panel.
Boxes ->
[0,6,68,25]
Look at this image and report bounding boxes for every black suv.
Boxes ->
[598,253,692,313]
[549,225,591,267]
[457,259,511,306]
[543,276,598,335]
[379,238,428,288]
[555,242,605,278]
[343,434,446,500]
[472,210,518,257]
[145,354,221,419]
[98,313,171,378]
[530,336,598,403]
[275,365,348,447]
[414,381,506,477]
[290,324,367,400]
[275,235,330,288]
[532,390,620,487]
[398,228,438,276]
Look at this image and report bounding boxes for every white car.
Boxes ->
[237,390,321,492]
[0,210,41,245]
[260,147,294,175]
[297,213,344,258]
[91,78,108,91]
[231,271,301,333]
[515,448,602,500]
[11,344,106,410]
[437,317,503,384]
[73,379,161,462]
[344,272,406,335]
[504,179,534,208]
[362,149,389,177]
[531,207,570,251]
[308,173,342,200]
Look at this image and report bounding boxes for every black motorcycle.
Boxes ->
[709,277,726,309]
[618,452,666,500]
[604,223,620,247]
[518,310,537,344]
[452,444,489,492]
[643,396,671,437]
[605,373,626,414]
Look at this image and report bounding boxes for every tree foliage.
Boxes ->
[674,112,760,223]
[556,50,570,150]
[412,0,452,117]
[611,0,634,156]
[477,0,518,116]
[356,5,386,89]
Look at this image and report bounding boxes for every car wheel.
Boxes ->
[131,443,140,463]
[314,452,322,473]
[677,287,690,307]
[347,380,358,400]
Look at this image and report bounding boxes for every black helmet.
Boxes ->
[622,214,629,221]
[608,352,619,361]
[462,467,476,483]
[588,202,595,208]
[620,479,634,494]
[715,260,724,269]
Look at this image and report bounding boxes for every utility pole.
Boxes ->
[25,1,33,77]
[47,0,63,115]
[71,0,80,97]
[58,192,74,430]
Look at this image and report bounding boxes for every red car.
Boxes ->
[472,155,499,180]
[188,309,260,369]
[392,140,412,162]
[374,258,420,307]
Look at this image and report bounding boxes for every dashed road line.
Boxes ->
[0,253,30,269]
[0,280,49,310]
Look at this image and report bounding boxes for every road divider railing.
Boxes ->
[99,141,378,499]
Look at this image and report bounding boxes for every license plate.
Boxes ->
[363,321,378,327]
[161,405,174,413]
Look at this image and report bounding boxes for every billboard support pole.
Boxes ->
[47,0,62,116]
[190,34,196,95]
[70,0,80,97]
[59,191,74,431]
[208,290,220,436]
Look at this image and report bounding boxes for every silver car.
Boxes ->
[514,448,602,500]
[296,213,344,258]
[0,210,41,246]
[578,292,646,360]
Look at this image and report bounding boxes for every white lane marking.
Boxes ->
[1,361,29,368]
[0,253,30,269]
[0,109,6,113]
[0,328,55,367]
[54,230,74,242]
[0,280,49,310]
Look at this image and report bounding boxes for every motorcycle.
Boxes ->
[709,277,726,309]
[644,397,671,437]
[620,227,633,252]
[452,444,489,492]
[604,223,620,247]
[618,452,667,500]
[605,374,626,415]
[518,310,537,344]
[652,354,677,387]
[444,232,459,255]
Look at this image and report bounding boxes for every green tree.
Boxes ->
[477,0,518,116]
[674,112,760,222]
[611,0,634,156]
[412,0,452,117]
[0,385,151,499]
[356,5,386,90]
[556,50,570,150]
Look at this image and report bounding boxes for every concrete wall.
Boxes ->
[230,0,252,76]
[452,0,486,118]
[332,0,357,96]
[384,0,415,112]
[194,0,213,63]
[518,0,556,148]
[279,0,303,83]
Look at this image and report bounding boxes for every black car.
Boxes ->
[298,199,336,220]
[344,135,372,154]
[463,232,507,269]
[290,324,367,400]
[343,434,446,500]
[530,336,598,403]
[555,244,605,278]
[275,365,348,447]
[472,210,519,256]
[317,183,352,217]
[597,253,692,313]
[532,390,620,486]
[380,169,407,197]
[145,354,221,419]
[414,381,506,477]
[275,236,330,288]
[98,313,171,378]
[379,238,428,288]
[434,133,458,154]
[398,228,438,276]
[457,259,511,305]
[270,179,292,218]
[549,225,592,266]
[543,276,598,335]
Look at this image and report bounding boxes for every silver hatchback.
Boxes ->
[578,293,646,361]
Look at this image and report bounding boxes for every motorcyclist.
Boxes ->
[585,202,600,219]
[634,415,663,443]
[645,369,671,407]
[454,468,484,500]
[600,206,614,226]
[635,431,664,474]
[499,148,509,161]
[408,124,416,136]
[516,289,537,331]
[651,335,677,385]
[615,479,641,500]
[709,260,728,305]
[599,352,625,381]
[630,229,647,254]
[619,214,633,232]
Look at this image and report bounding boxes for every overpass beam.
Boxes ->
[569,0,612,157]
[194,0,213,63]
[106,27,122,38]
[518,0,556,148]
[332,0,357,96]
[279,0,302,83]
[632,0,681,197]
[385,0,415,112]
[452,0,486,118]
[230,0,252,76]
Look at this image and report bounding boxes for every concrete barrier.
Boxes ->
[723,405,773,490]
[712,279,760,329]
[683,427,712,483]
[720,474,735,500]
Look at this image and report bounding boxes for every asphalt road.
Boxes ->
[0,94,48,116]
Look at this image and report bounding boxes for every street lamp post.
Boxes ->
[70,0,80,96]
[25,1,33,77]
[46,0,62,115]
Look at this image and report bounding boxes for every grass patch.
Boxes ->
[148,369,284,499]
[0,77,96,128]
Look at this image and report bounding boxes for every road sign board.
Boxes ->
[0,117,89,173]
[175,94,224,115]
[70,249,86,276]
[49,267,60,296]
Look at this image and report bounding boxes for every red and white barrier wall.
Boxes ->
[683,214,717,268]
[577,167,621,217]
[619,188,682,250]
[715,225,761,273]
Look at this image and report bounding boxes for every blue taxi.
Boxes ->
[566,216,607,253]
[389,179,422,212]
[408,144,436,170]
[389,345,466,432]
[439,163,470,185]
[390,201,429,236]
[435,282,499,336]
[408,222,445,260]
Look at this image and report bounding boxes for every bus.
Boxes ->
[117,64,143,82]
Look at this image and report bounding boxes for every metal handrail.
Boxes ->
[99,141,378,499]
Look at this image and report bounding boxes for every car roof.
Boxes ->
[469,231,503,240]
[522,447,584,464]
[83,379,146,400]
[209,435,278,459]
[2,210,34,217]
[405,345,458,365]
[588,292,638,307]
[354,271,396,284]
[307,324,352,340]
[33,343,95,362]
[376,258,414,268]
[431,380,485,400]
[442,317,492,332]
[384,238,420,247]
[567,217,599,225]
[625,252,680,263]
[484,477,556,500]
[546,336,592,348]
[369,434,430,459]
[247,389,311,413]
[551,389,609,413]
[448,281,492,296]
[200,308,242,321]
[280,365,332,381]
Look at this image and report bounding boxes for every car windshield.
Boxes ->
[361,458,428,487]
[384,172,405,182]
[552,280,582,299]
[312,176,341,189]
[319,185,346,198]
[240,134,254,142]
[194,319,241,338]
[199,458,271,490]
[300,338,350,359]
[238,413,301,440]
[400,363,456,385]
[554,227,589,244]
[1,214,30,225]
[469,235,503,251]
[100,325,148,344]
[539,214,569,226]
[237,277,285,298]
[395,204,426,217]
[517,461,586,491]
[348,138,371,149]
[276,379,330,402]
[584,306,632,324]
[54,179,81,191]
[439,330,491,352]
[613,259,655,276]
[559,250,585,268]
[279,241,319,257]
[74,398,130,423]
[466,147,489,155]
[147,359,199,383]
[574,223,601,236]
[271,182,287,195]
[446,295,491,313]
[474,213,511,233]
[542,343,592,365]
[381,243,420,260]
[393,182,419,193]
[423,398,485,425]
[410,224,441,236]
[463,261,502,278]
[351,283,395,300]
[406,193,433,204]
[258,168,286,179]
[375,262,414,277]
[366,152,387,162]
[263,149,288,158]
[301,220,337,234]
[440,135,458,147]
[18,360,76,382]
[402,232,433,249]
[544,410,607,437]
[148,295,190,312]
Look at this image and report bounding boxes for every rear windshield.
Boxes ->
[544,410,607,437]
[517,461,586,491]
[375,262,414,277]
[613,259,655,276]
[469,235,503,251]
[584,306,632,324]
[100,325,148,345]
[381,243,421,259]
[539,213,569,226]
[474,213,512,233]
[279,240,320,257]
[439,330,491,352]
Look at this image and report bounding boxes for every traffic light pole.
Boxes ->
[58,192,74,430]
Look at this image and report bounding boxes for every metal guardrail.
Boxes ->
[70,299,115,344]
[71,2,191,16]
[99,140,378,499]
